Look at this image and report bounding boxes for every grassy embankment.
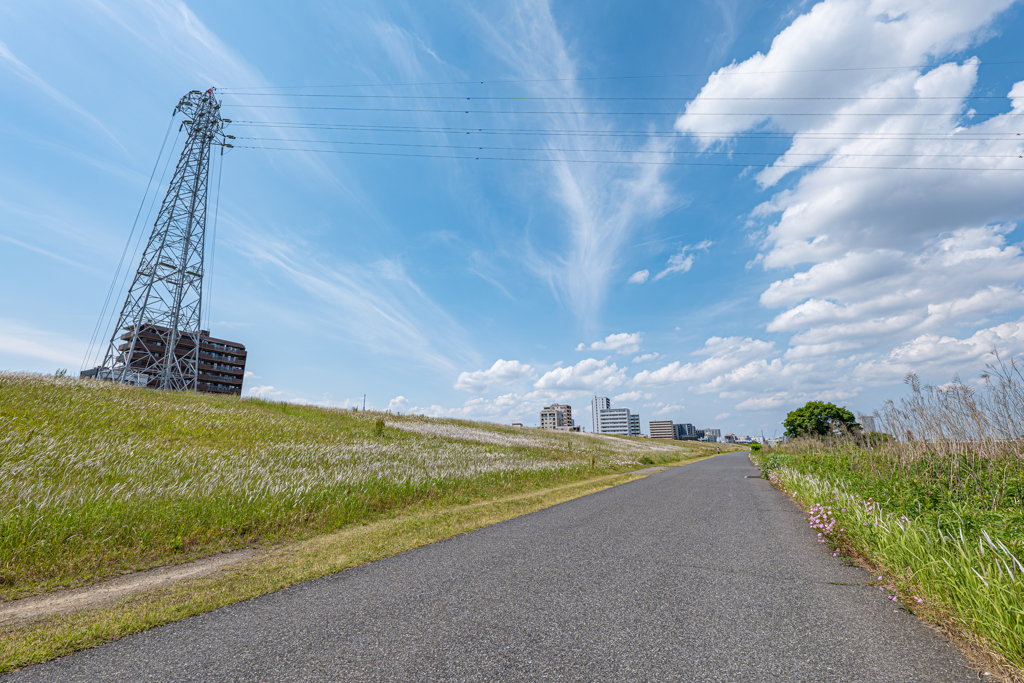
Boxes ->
[0,371,726,670]
[752,364,1024,677]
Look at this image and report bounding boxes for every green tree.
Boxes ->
[783,401,859,437]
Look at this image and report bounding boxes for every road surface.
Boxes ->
[5,452,975,682]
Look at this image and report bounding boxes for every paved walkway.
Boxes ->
[5,452,975,682]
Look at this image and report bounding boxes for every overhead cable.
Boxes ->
[232,144,1024,171]
[216,60,1024,90]
[222,103,1021,117]
[237,136,1024,159]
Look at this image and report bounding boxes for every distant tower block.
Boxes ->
[101,89,231,390]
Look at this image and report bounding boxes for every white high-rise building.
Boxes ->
[592,396,641,436]
[592,395,610,433]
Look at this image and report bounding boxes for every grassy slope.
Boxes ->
[753,445,1024,676]
[0,372,720,601]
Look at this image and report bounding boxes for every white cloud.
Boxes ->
[0,319,85,369]
[736,395,790,411]
[246,385,282,399]
[454,359,535,393]
[0,39,121,148]
[578,332,643,355]
[656,404,684,415]
[669,0,1024,404]
[854,319,1024,385]
[238,231,477,371]
[387,395,410,412]
[654,240,712,280]
[612,390,648,402]
[473,1,675,322]
[632,352,660,363]
[628,269,650,284]
[633,336,778,387]
[534,358,627,392]
[243,370,259,380]
[715,412,731,421]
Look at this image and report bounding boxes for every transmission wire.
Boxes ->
[232,144,1024,171]
[237,136,1024,159]
[215,60,1024,90]
[231,120,1022,141]
[92,126,184,370]
[223,103,1022,117]
[82,111,176,371]
[203,147,225,340]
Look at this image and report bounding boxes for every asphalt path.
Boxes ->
[6,452,976,682]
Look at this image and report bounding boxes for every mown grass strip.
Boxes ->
[0,463,706,674]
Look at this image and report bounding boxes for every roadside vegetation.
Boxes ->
[0,371,718,603]
[752,357,1024,675]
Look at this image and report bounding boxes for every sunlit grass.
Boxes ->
[0,372,703,601]
[752,360,1024,671]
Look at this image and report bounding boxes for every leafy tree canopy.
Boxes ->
[783,401,859,438]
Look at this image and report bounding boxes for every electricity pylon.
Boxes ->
[101,88,232,390]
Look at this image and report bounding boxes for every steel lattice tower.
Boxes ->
[102,89,231,390]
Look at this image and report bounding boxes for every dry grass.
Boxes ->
[0,470,653,674]
[0,372,712,602]
[756,353,1024,676]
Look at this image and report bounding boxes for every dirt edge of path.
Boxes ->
[0,550,260,627]
[0,460,704,632]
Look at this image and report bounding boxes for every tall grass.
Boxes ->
[0,372,699,601]
[755,355,1024,671]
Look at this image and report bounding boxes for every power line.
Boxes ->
[231,120,1023,141]
[220,92,1013,101]
[216,60,1024,90]
[233,144,1024,171]
[223,103,1021,117]
[238,136,1024,159]
[83,111,178,371]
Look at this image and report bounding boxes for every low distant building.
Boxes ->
[81,326,246,395]
[701,428,721,443]
[511,422,523,427]
[674,423,698,440]
[540,404,574,429]
[857,413,876,433]
[649,420,675,439]
[724,432,737,443]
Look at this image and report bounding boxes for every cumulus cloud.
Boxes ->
[534,358,628,392]
[577,332,643,355]
[632,352,660,363]
[715,412,730,421]
[633,336,778,387]
[387,396,409,412]
[654,240,712,280]
[855,319,1024,385]
[628,269,650,284]
[454,359,535,393]
[613,390,649,402]
[672,0,1024,402]
[246,385,283,399]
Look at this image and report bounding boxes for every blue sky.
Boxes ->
[3,0,1024,436]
